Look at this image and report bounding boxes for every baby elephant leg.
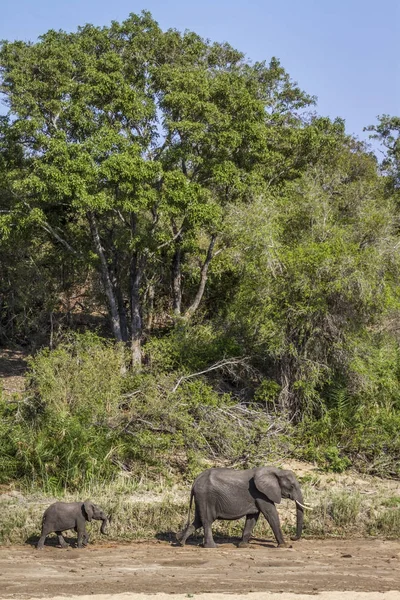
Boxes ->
[76,525,87,548]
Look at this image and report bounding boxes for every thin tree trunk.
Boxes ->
[110,252,128,342]
[87,211,123,342]
[171,220,183,317]
[130,251,144,366]
[146,283,155,331]
[109,230,128,342]
[129,214,144,366]
[172,244,182,316]
[184,234,216,319]
[115,281,128,342]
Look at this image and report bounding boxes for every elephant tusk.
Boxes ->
[296,500,314,510]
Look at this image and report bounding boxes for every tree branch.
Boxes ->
[20,200,80,255]
[40,222,79,255]
[184,234,217,318]
[171,357,249,393]
[87,211,123,342]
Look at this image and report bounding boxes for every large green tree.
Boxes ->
[0,12,314,363]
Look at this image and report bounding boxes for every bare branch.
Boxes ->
[40,222,79,255]
[51,112,60,130]
[184,234,217,318]
[113,209,130,227]
[171,357,249,393]
[155,225,184,252]
[19,200,80,255]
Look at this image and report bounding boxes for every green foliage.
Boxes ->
[0,12,316,353]
[1,12,400,492]
[366,115,400,191]
[0,334,287,491]
[0,333,126,491]
[144,323,240,373]
[26,331,126,421]
[254,379,281,406]
[226,143,400,418]
[327,492,362,528]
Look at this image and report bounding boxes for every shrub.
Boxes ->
[0,333,288,491]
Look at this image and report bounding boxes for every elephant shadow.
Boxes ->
[155,531,276,548]
[25,534,80,548]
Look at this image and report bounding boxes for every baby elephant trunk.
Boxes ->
[100,517,109,535]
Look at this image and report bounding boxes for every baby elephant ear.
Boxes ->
[83,499,94,522]
[254,469,282,504]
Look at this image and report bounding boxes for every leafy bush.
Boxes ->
[144,323,241,373]
[0,333,288,492]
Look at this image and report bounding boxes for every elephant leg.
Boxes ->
[56,531,69,548]
[177,504,202,546]
[257,499,286,547]
[36,532,48,550]
[76,525,87,549]
[203,520,217,548]
[238,512,260,548]
[177,522,196,545]
[76,526,90,546]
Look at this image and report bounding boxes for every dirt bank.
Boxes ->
[1,538,400,599]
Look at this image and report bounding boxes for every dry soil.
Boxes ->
[1,538,400,599]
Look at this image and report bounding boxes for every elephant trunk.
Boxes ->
[100,517,109,535]
[291,492,304,541]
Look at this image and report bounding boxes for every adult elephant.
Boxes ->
[176,466,310,548]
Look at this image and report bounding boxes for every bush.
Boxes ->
[144,322,241,373]
[0,333,288,491]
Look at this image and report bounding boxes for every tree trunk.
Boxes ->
[146,283,155,331]
[110,245,128,343]
[129,214,144,367]
[184,234,216,319]
[87,211,123,342]
[116,285,128,342]
[130,251,143,366]
[172,244,182,316]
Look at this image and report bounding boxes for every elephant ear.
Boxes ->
[83,499,94,522]
[254,469,282,504]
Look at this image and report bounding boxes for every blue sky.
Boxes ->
[1,0,399,149]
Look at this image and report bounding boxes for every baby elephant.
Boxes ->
[37,499,109,549]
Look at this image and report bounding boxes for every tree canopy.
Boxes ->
[1,11,399,440]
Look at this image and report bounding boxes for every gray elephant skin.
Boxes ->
[37,499,109,549]
[176,466,307,548]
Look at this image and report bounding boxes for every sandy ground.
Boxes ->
[2,594,400,600]
[2,350,400,600]
[1,538,400,599]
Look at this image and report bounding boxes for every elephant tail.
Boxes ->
[186,486,194,526]
[175,487,195,544]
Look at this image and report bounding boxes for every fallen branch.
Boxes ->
[171,357,250,393]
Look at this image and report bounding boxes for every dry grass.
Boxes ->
[1,463,400,546]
